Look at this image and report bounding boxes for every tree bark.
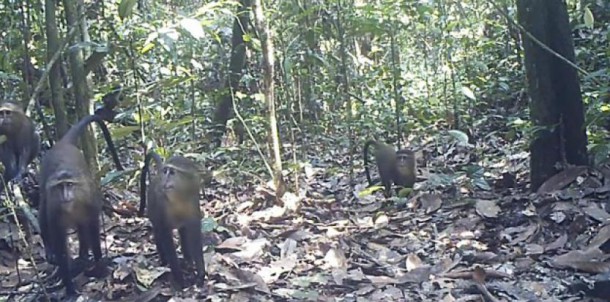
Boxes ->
[517,0,588,191]
[211,0,252,147]
[253,0,285,198]
[45,0,68,138]
[63,0,97,168]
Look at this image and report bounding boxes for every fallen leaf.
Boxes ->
[537,166,588,194]
[475,199,500,218]
[420,193,443,213]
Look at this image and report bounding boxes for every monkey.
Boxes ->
[0,102,40,191]
[139,151,206,289]
[363,140,416,197]
[38,111,123,296]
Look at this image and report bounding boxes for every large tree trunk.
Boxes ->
[211,0,252,148]
[517,0,588,191]
[253,0,285,199]
[45,0,68,138]
[63,0,97,168]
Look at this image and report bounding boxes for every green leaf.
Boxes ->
[101,169,130,186]
[584,6,594,29]
[461,86,476,101]
[447,129,469,144]
[200,217,218,232]
[110,126,139,140]
[473,177,491,191]
[118,0,137,21]
[358,185,383,197]
[397,187,413,197]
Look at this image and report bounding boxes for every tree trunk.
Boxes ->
[253,0,285,199]
[517,0,588,191]
[210,0,252,148]
[63,0,97,168]
[45,0,68,138]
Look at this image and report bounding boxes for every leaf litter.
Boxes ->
[2,131,610,301]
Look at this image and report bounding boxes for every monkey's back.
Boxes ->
[40,143,90,182]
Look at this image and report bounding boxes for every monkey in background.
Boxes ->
[0,102,40,190]
[364,140,416,197]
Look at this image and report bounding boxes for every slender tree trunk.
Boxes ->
[63,0,97,168]
[211,0,252,147]
[253,0,285,198]
[517,0,588,191]
[45,0,68,138]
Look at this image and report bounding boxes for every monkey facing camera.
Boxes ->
[139,151,206,290]
[0,102,40,190]
[38,112,123,296]
[364,140,416,197]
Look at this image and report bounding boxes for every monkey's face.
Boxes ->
[46,172,89,212]
[396,153,415,171]
[161,165,195,193]
[0,107,16,129]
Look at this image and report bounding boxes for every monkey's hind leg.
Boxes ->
[179,226,193,263]
[83,218,109,278]
[153,224,185,288]
[181,220,206,284]
[49,222,77,296]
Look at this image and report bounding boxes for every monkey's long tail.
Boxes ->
[363,140,376,186]
[138,151,163,217]
[58,114,123,171]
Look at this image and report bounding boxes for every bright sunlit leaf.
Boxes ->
[180,18,205,39]
[447,129,469,144]
[584,6,594,29]
[461,86,476,101]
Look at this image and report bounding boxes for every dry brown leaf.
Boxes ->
[590,224,610,249]
[323,247,348,270]
[537,166,588,194]
[472,266,486,284]
[583,203,610,223]
[544,234,568,252]
[406,254,423,271]
[475,199,500,218]
[550,247,610,273]
[420,193,443,213]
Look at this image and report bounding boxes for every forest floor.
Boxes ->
[1,134,610,302]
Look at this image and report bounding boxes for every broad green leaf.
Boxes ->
[584,6,594,29]
[447,129,469,144]
[118,0,137,21]
[110,126,139,139]
[461,86,476,101]
[398,187,413,197]
[473,178,491,191]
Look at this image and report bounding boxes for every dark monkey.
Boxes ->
[38,112,123,296]
[363,140,416,197]
[139,151,205,288]
[0,102,40,190]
